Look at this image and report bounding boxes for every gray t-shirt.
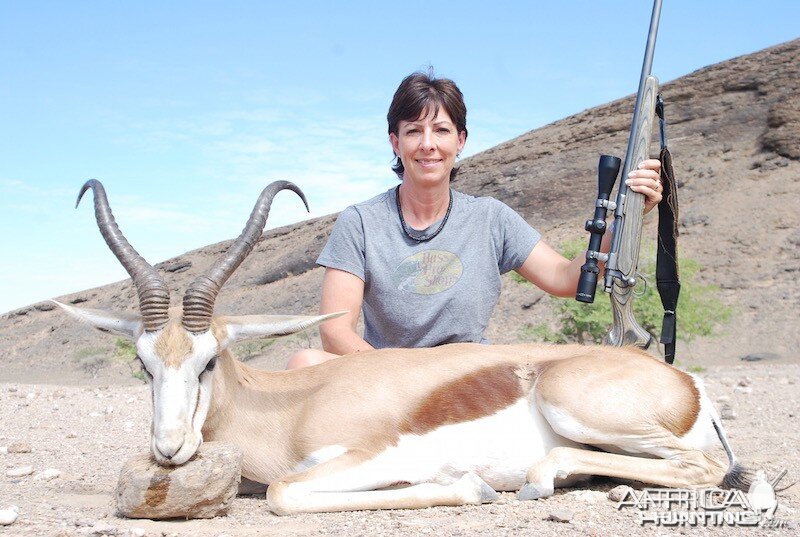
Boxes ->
[317,187,540,349]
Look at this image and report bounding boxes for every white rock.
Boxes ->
[105,406,114,414]
[124,421,134,429]
[126,397,137,404]
[128,528,146,537]
[89,412,103,418]
[567,490,606,503]
[34,468,61,481]
[6,465,34,477]
[734,386,753,394]
[0,447,7,454]
[90,521,119,535]
[26,392,36,400]
[0,506,19,526]
[546,509,574,523]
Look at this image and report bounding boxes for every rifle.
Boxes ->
[576,0,679,360]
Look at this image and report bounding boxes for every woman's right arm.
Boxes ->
[319,267,374,355]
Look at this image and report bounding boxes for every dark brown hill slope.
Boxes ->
[2,39,798,384]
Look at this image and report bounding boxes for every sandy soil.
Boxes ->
[2,359,798,536]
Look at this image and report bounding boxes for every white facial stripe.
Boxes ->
[138,328,219,465]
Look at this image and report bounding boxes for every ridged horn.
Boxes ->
[182,181,309,334]
[76,179,171,332]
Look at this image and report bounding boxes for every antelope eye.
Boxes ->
[204,356,217,373]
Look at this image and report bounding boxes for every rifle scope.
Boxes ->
[576,155,621,303]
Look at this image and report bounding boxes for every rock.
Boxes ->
[567,490,605,503]
[34,301,56,311]
[734,386,753,394]
[740,352,781,362]
[720,403,737,420]
[680,210,710,228]
[127,528,146,537]
[7,441,32,453]
[608,485,633,502]
[70,296,89,304]
[89,521,119,535]
[35,468,61,481]
[0,447,6,454]
[546,509,573,523]
[6,466,34,477]
[0,506,19,526]
[158,260,192,273]
[116,442,242,519]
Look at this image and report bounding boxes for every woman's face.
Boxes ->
[390,107,466,188]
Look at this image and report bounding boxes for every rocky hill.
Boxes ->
[2,39,798,385]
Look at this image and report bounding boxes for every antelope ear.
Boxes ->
[218,311,347,345]
[53,300,144,340]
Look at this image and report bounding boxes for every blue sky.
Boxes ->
[1,1,798,313]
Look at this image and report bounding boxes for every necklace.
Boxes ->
[395,185,453,243]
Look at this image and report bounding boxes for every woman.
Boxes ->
[286,72,662,369]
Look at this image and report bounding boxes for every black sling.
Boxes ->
[655,94,680,365]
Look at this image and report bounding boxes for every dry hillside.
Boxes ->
[1,39,798,383]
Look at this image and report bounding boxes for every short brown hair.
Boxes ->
[387,71,468,180]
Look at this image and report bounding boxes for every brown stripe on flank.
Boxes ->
[401,364,524,435]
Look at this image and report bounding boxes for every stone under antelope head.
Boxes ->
[57,180,337,466]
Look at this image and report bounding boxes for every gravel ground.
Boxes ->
[1,361,798,537]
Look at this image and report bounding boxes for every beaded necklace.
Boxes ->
[395,185,453,243]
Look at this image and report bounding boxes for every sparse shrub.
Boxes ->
[233,338,277,362]
[519,324,566,344]
[515,238,731,344]
[115,338,137,360]
[73,347,110,377]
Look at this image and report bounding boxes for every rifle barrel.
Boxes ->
[606,0,664,288]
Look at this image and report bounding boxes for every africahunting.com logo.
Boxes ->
[617,470,794,528]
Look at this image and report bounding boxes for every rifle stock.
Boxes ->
[605,75,659,348]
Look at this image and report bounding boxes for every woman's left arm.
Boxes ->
[516,159,662,297]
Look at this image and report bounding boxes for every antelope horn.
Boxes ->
[182,181,309,334]
[76,180,171,332]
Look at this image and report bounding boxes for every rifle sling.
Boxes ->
[656,97,680,365]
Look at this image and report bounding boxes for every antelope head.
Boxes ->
[57,180,338,465]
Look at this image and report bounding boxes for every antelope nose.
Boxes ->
[155,434,185,461]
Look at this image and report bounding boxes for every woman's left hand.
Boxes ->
[626,158,663,214]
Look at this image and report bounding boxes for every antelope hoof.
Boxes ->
[517,482,552,501]
[459,473,499,504]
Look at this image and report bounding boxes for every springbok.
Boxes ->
[58,180,748,515]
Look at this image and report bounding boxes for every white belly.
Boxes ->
[373,397,574,491]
